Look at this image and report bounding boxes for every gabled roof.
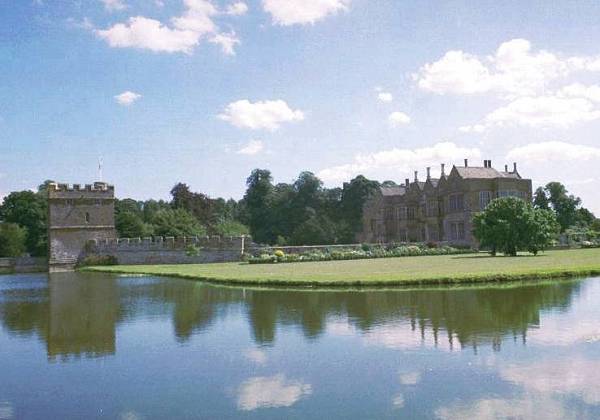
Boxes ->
[454,166,521,180]
[380,185,406,196]
[427,178,440,188]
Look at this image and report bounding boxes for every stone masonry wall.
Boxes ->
[86,236,248,265]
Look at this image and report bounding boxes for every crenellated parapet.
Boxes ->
[87,235,252,252]
[48,182,115,201]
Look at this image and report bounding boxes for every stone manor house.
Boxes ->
[358,159,532,247]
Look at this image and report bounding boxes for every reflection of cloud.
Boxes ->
[528,319,600,346]
[399,372,421,385]
[326,318,356,336]
[501,358,600,405]
[244,348,267,365]
[120,410,142,420]
[435,396,571,420]
[237,374,312,411]
[363,322,453,351]
[392,393,404,408]
[0,401,14,420]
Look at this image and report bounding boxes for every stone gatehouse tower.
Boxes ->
[47,182,116,271]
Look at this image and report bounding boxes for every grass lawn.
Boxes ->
[82,248,600,287]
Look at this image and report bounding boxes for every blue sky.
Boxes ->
[1,0,600,213]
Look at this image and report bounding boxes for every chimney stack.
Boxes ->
[441,163,446,176]
[464,159,468,167]
[488,160,492,168]
[414,171,418,182]
[513,162,517,172]
[505,164,508,172]
[405,178,410,188]
[426,167,431,179]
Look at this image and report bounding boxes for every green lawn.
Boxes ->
[82,248,600,287]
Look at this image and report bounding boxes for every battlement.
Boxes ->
[48,182,115,201]
[88,235,252,252]
[48,182,114,193]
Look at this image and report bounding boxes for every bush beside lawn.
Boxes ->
[247,244,474,264]
[82,248,600,288]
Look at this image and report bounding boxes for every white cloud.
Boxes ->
[96,16,200,53]
[458,124,486,133]
[237,139,264,155]
[558,83,600,103]
[484,96,600,128]
[378,92,393,102]
[416,50,492,95]
[317,141,481,184]
[262,0,350,26]
[96,0,239,55]
[171,0,217,34]
[388,111,411,127]
[237,375,312,410]
[101,0,127,12]
[226,2,248,15]
[209,31,240,55]
[416,39,579,97]
[114,90,142,106]
[218,99,304,130]
[506,141,600,163]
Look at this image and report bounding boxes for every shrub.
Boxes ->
[79,255,118,266]
[0,223,27,257]
[274,250,285,258]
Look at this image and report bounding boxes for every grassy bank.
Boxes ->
[82,248,600,288]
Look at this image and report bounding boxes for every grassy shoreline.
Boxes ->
[82,248,600,288]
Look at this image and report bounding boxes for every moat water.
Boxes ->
[1,273,600,419]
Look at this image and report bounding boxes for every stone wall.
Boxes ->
[86,236,248,265]
[0,257,48,273]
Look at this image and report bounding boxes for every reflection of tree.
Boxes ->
[240,281,581,350]
[0,273,584,359]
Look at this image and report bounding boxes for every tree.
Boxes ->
[0,191,47,256]
[534,182,581,232]
[473,197,559,256]
[0,223,27,257]
[289,215,338,245]
[151,208,207,237]
[115,211,154,238]
[243,169,275,243]
[213,219,249,237]
[339,175,380,241]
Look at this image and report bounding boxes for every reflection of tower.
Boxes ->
[47,182,116,271]
[46,272,120,361]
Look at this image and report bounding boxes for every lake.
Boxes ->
[1,272,600,419]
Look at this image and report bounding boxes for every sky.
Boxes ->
[1,0,600,213]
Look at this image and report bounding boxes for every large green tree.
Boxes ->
[151,208,207,237]
[0,223,27,257]
[474,197,559,256]
[534,182,583,232]
[242,169,275,243]
[0,190,47,256]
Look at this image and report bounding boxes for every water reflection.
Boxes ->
[1,273,599,418]
[0,273,584,360]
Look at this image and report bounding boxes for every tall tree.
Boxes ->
[340,175,380,241]
[0,191,47,256]
[0,223,27,257]
[535,182,582,232]
[243,169,275,243]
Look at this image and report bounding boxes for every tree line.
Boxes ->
[0,172,598,258]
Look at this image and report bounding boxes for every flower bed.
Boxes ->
[246,244,475,264]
